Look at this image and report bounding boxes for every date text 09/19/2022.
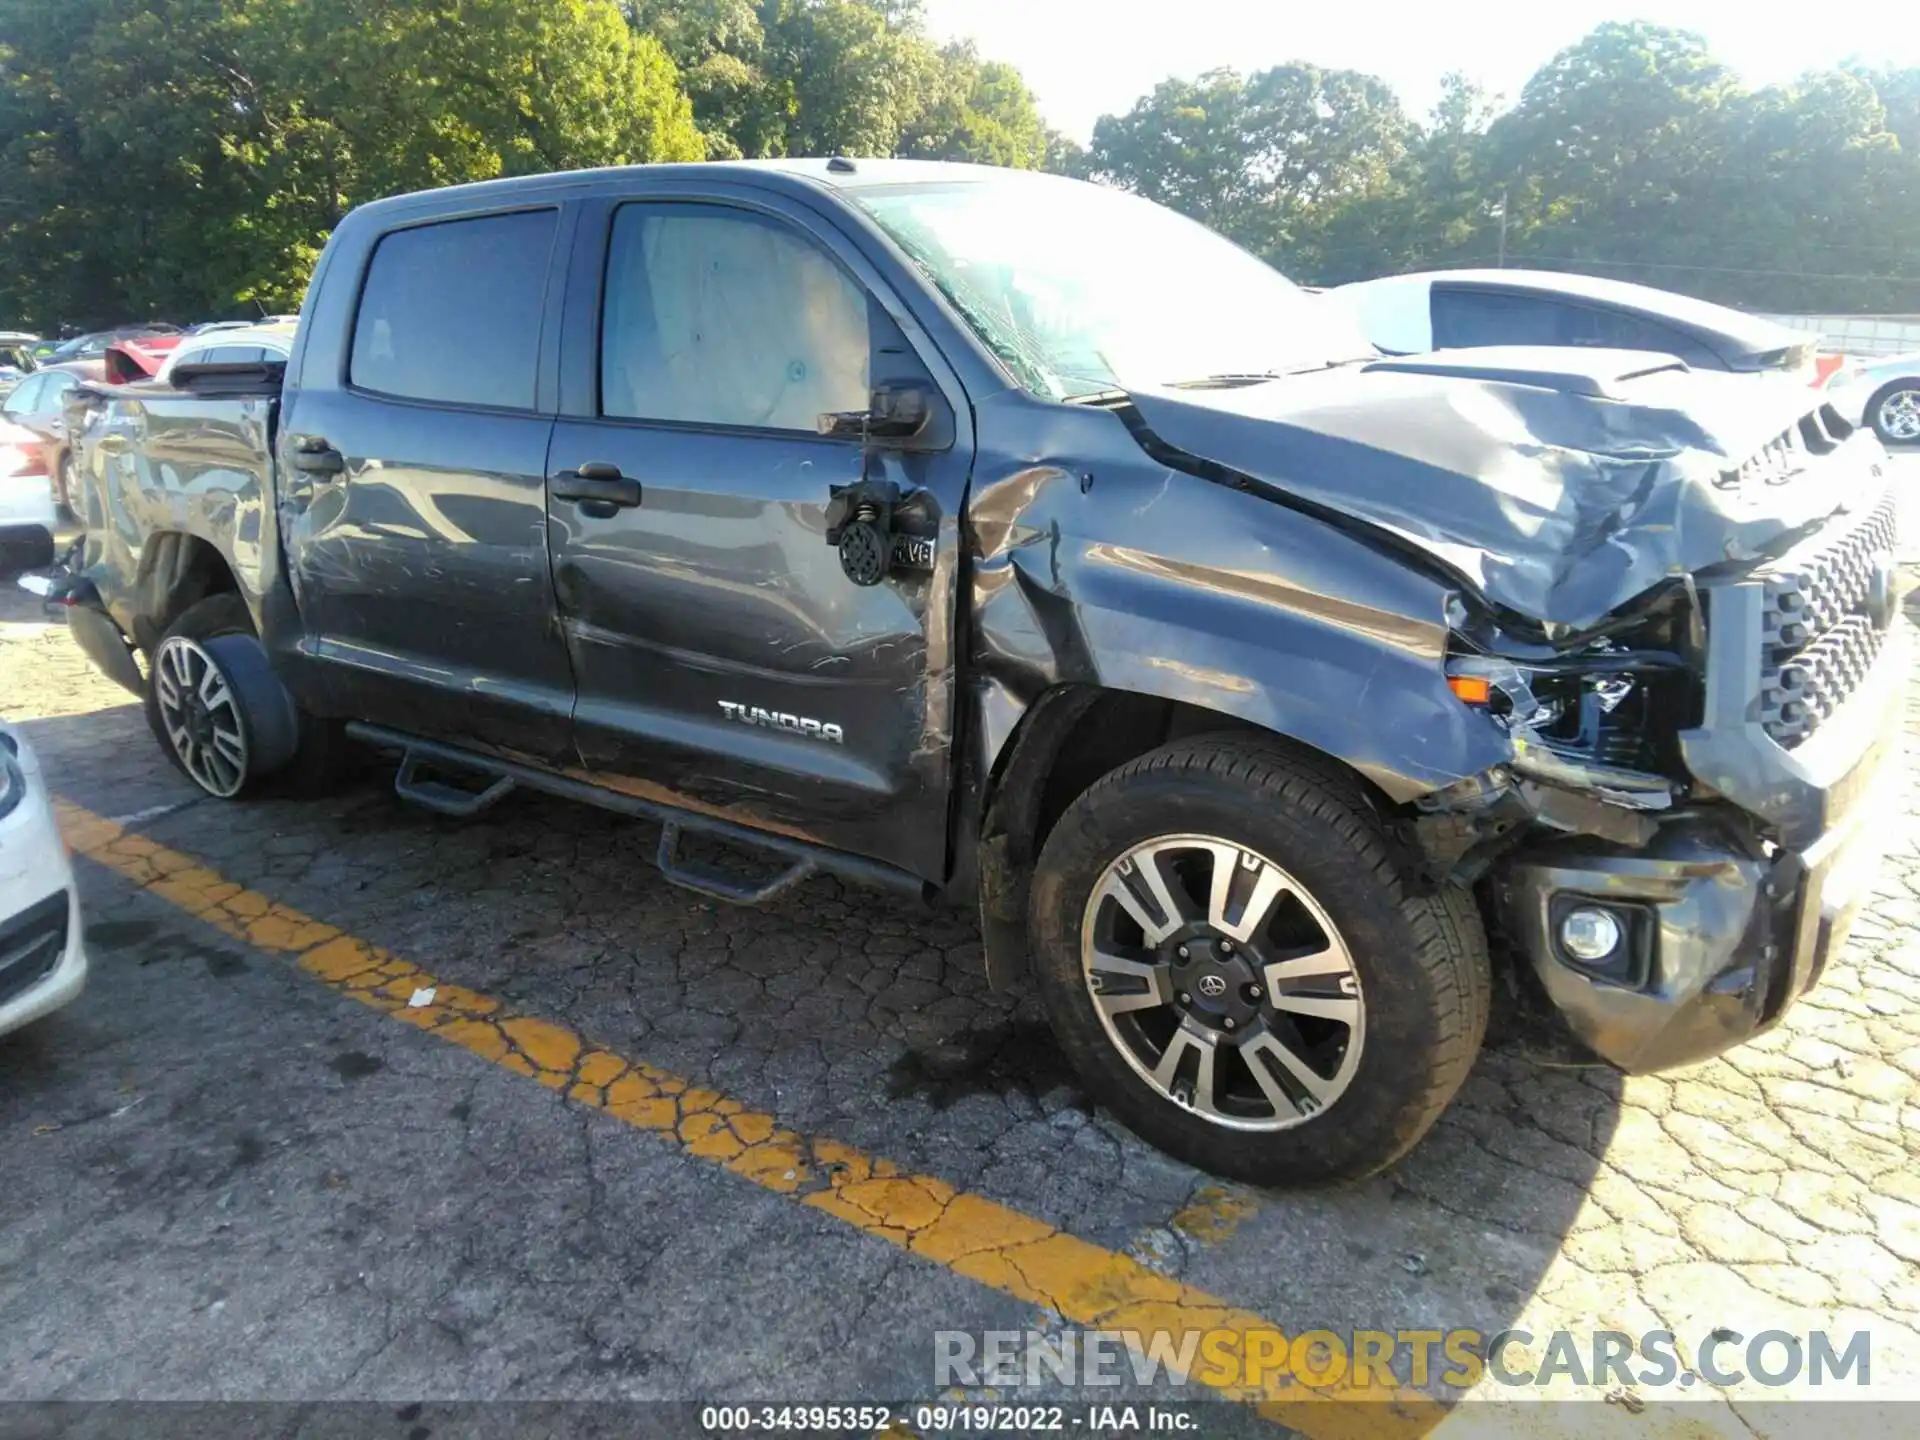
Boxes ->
[699,1404,1191,1432]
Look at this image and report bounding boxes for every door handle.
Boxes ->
[551,463,642,511]
[291,441,345,475]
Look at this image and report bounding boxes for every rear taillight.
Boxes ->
[0,444,46,478]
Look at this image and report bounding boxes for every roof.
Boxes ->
[177,320,297,348]
[1343,268,1803,358]
[346,158,1047,226]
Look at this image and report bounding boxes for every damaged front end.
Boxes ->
[1113,348,1905,1074]
[1418,455,1901,1073]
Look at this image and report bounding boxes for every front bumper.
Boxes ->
[1491,532,1904,1074]
[0,736,88,1037]
[0,468,56,537]
[1490,781,1888,1072]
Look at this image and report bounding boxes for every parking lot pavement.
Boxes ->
[1,462,1917,1434]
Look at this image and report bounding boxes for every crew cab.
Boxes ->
[57,160,1904,1186]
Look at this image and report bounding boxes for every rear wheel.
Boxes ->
[144,593,346,799]
[1028,736,1490,1186]
[1868,381,1920,445]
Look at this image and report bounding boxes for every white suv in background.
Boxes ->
[0,720,87,1035]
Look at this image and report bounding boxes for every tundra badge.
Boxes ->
[718,702,845,745]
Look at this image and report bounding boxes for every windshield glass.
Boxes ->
[853,174,1375,399]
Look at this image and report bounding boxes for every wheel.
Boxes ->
[1867,380,1920,446]
[1028,736,1490,1186]
[144,593,346,798]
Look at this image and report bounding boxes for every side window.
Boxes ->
[351,209,557,410]
[1557,306,1707,362]
[600,204,870,431]
[4,375,43,416]
[1431,289,1569,348]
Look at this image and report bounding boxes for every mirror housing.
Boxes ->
[817,381,948,450]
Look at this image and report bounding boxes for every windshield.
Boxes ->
[853,174,1375,399]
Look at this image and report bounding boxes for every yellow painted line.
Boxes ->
[56,799,1442,1436]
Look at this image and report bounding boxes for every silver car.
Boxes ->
[1829,352,1920,445]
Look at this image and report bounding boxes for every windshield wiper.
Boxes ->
[1163,372,1284,390]
[1166,355,1380,390]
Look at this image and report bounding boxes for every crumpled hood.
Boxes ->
[1126,347,1880,632]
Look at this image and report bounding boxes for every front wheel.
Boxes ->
[1028,737,1490,1186]
[1867,381,1920,446]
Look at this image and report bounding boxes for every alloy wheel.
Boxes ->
[1080,834,1364,1131]
[153,635,249,797]
[1879,388,1920,442]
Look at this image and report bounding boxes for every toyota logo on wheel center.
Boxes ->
[1196,973,1228,998]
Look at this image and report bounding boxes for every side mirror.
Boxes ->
[817,382,943,449]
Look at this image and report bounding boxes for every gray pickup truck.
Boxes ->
[58,159,1903,1185]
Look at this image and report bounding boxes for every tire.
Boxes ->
[1028,736,1490,1186]
[144,593,348,799]
[1866,380,1920,446]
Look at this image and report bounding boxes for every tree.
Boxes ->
[1482,22,1736,279]
[898,42,1050,168]
[1083,63,1412,265]
[627,0,1048,165]
[0,0,703,328]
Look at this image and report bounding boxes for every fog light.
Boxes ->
[1559,906,1622,962]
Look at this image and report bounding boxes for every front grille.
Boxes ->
[0,890,68,1007]
[1758,487,1900,748]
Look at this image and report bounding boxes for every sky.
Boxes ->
[919,0,1918,140]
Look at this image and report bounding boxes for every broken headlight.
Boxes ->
[1445,643,1700,806]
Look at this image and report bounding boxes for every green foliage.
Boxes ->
[0,0,1052,328]
[1081,21,1920,314]
[16,8,1910,331]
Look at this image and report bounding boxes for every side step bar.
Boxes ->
[344,723,927,905]
[393,752,516,818]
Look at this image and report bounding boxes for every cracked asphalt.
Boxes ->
[1,468,1918,1436]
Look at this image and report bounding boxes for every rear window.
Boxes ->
[1434,287,1717,365]
[350,209,557,410]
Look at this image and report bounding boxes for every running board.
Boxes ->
[655,821,816,904]
[393,751,516,817]
[344,723,927,905]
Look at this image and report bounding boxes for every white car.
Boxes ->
[153,319,296,386]
[0,416,57,569]
[1825,352,1920,446]
[0,719,87,1035]
[1329,269,1825,384]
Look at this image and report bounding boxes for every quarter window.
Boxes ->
[600,204,870,431]
[351,209,557,410]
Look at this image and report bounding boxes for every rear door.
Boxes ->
[280,205,577,762]
[543,187,974,881]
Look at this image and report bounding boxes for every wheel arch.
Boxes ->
[972,681,1413,989]
[1866,376,1920,442]
[125,530,250,654]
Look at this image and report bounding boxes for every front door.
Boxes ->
[280,206,576,763]
[544,194,973,881]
